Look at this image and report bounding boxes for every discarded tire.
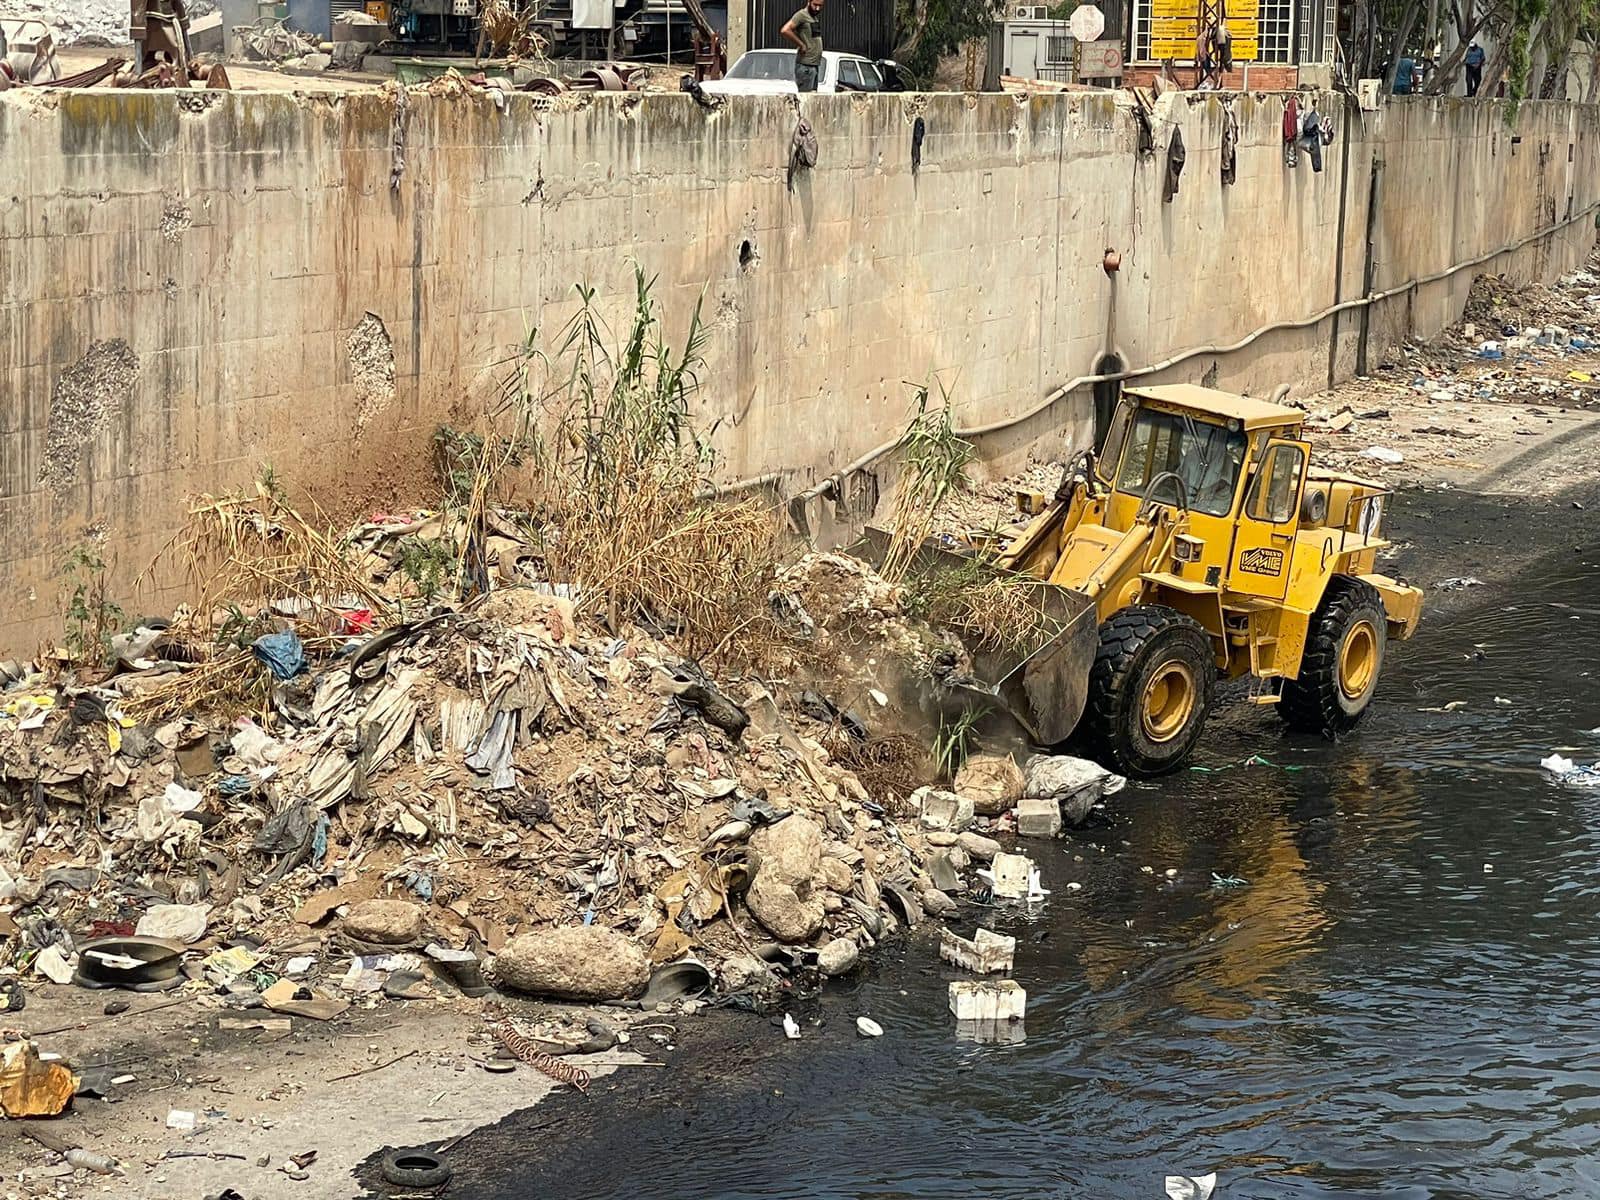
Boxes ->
[380,1150,452,1188]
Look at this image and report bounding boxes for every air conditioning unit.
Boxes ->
[1012,5,1050,19]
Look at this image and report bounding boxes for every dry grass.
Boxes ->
[143,475,392,639]
[122,648,274,724]
[881,384,973,582]
[905,559,1062,657]
[830,733,930,814]
[501,270,783,665]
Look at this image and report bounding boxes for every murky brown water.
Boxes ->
[443,543,1600,1199]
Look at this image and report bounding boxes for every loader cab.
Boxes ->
[1097,385,1310,597]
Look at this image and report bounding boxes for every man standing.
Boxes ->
[1465,41,1485,96]
[782,0,824,92]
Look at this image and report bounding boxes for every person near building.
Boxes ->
[781,0,825,92]
[1393,54,1415,94]
[1465,41,1486,96]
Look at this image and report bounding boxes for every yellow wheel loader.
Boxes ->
[884,384,1423,778]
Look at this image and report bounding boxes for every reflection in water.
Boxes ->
[470,552,1600,1199]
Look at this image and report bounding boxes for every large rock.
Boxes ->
[1023,755,1126,824]
[493,927,649,1001]
[746,871,826,942]
[817,938,860,976]
[955,754,1025,815]
[747,814,823,885]
[817,857,854,893]
[958,831,1001,861]
[343,899,423,945]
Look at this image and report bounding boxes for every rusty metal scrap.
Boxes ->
[521,62,645,95]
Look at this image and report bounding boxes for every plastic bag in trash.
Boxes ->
[252,631,307,680]
[1165,1173,1217,1200]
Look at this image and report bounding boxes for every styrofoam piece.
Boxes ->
[948,978,1027,1022]
[940,927,1016,974]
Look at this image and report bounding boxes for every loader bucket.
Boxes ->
[852,528,1098,746]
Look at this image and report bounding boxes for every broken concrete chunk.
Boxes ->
[940,927,1016,974]
[920,888,958,916]
[746,871,826,942]
[914,787,974,833]
[955,754,1025,815]
[927,851,963,894]
[1016,795,1063,839]
[747,814,823,885]
[493,927,650,1001]
[948,978,1027,1021]
[342,899,424,945]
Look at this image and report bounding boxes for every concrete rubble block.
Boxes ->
[1023,754,1126,825]
[989,852,1033,901]
[915,787,974,834]
[927,851,962,894]
[939,927,1016,974]
[948,978,1027,1022]
[343,898,424,945]
[494,926,650,1001]
[1015,795,1063,839]
[746,870,826,943]
[920,888,958,916]
[816,938,860,976]
[958,831,1001,861]
[747,814,823,885]
[955,754,1025,815]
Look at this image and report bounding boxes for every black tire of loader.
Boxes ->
[1086,605,1216,777]
[1279,576,1388,735]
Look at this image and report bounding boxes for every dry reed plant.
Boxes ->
[501,270,782,664]
[881,384,973,582]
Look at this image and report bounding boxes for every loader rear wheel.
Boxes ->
[1280,577,1388,734]
[1086,605,1216,777]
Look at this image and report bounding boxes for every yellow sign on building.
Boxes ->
[1149,0,1258,61]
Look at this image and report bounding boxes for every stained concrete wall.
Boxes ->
[1,86,1596,653]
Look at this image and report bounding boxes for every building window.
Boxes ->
[1256,0,1292,61]
[1047,33,1072,61]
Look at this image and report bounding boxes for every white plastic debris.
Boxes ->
[166,1109,197,1131]
[985,853,1034,900]
[1362,446,1405,464]
[32,945,75,985]
[1541,752,1600,785]
[1436,577,1483,590]
[948,979,1027,1022]
[939,928,1016,975]
[135,903,210,944]
[1165,1172,1217,1200]
[782,1013,801,1040]
[856,1017,884,1038]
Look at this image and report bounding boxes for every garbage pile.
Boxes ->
[0,476,1132,1082]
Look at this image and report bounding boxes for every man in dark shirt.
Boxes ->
[1465,41,1485,96]
[782,0,824,92]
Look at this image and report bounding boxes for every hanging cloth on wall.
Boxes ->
[1220,102,1240,185]
[1164,127,1186,202]
[1282,95,1299,169]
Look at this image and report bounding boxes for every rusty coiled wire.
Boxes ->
[491,1016,591,1094]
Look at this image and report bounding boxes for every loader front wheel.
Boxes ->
[1086,606,1216,777]
[1280,577,1388,735]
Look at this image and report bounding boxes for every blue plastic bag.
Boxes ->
[252,631,306,680]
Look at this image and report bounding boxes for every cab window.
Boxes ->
[838,59,863,89]
[1113,409,1247,517]
[1246,442,1307,523]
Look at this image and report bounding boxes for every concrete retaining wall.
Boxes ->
[1,85,1596,652]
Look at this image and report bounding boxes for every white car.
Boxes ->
[699,48,894,95]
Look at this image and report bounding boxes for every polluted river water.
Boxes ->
[435,541,1600,1199]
